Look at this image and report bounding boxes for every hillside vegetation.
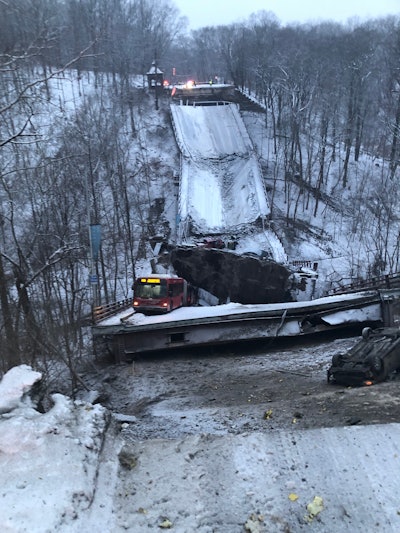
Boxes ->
[0,0,399,386]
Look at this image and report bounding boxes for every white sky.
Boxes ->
[175,0,400,29]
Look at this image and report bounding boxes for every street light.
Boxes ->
[83,140,101,309]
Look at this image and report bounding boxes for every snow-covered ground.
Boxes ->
[2,364,400,532]
[0,366,109,532]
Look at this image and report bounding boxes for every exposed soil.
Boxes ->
[85,331,400,440]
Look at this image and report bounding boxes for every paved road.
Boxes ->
[82,334,400,532]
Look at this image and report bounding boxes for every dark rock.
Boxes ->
[118,445,138,469]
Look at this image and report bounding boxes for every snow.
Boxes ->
[171,103,271,239]
[113,428,400,532]
[0,366,109,533]
[0,365,42,414]
[171,102,254,159]
[2,72,400,531]
[99,290,381,327]
[2,365,400,532]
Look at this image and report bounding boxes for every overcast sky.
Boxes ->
[174,0,400,29]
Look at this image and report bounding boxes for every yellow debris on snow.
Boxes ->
[305,496,324,521]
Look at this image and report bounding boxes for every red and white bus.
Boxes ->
[132,275,197,314]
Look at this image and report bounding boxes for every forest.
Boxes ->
[1,0,399,387]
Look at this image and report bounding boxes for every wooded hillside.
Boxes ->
[1,0,399,385]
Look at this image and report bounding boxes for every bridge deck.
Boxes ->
[92,290,398,361]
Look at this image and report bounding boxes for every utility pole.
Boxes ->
[89,224,101,307]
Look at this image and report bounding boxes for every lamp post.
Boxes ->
[89,224,101,307]
[84,145,101,309]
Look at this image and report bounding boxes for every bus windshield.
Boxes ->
[135,282,167,299]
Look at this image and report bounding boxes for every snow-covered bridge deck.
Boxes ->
[92,290,394,361]
[170,102,270,235]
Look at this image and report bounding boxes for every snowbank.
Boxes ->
[0,366,111,532]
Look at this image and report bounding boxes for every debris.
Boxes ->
[159,518,173,528]
[292,411,303,424]
[118,445,137,469]
[113,413,138,424]
[244,513,264,532]
[273,369,310,377]
[263,409,273,420]
[305,496,324,521]
[120,311,136,323]
[346,417,362,426]
[288,493,299,501]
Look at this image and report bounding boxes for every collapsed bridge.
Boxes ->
[92,96,400,356]
[168,99,287,302]
[170,102,273,242]
[92,289,399,361]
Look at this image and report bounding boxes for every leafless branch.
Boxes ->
[0,244,84,289]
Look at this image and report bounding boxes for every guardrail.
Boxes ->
[330,272,400,295]
[92,298,133,324]
[290,260,318,270]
